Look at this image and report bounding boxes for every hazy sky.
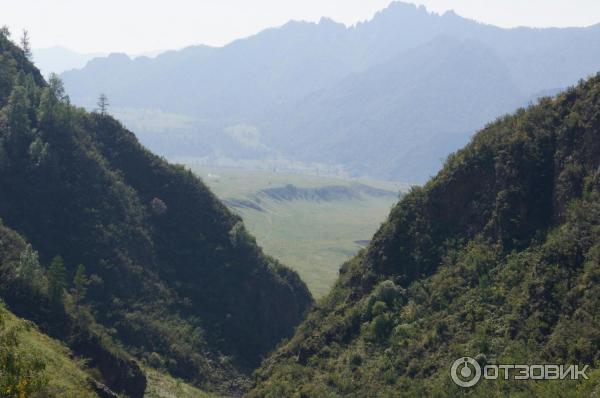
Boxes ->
[4,0,600,54]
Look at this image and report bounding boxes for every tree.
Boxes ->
[18,244,44,290]
[48,73,67,102]
[20,30,31,60]
[47,255,67,303]
[3,85,32,155]
[97,93,109,115]
[5,85,30,132]
[150,197,168,215]
[28,137,49,167]
[72,264,88,304]
[0,26,10,38]
[38,74,69,126]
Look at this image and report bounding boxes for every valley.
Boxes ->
[2,1,600,397]
[192,167,407,297]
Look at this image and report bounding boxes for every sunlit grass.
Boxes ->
[192,166,405,297]
[1,307,96,397]
[144,367,219,398]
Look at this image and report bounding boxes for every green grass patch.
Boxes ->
[191,167,406,297]
[144,367,219,398]
[1,306,97,397]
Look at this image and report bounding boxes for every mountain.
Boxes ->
[60,2,600,182]
[0,29,312,396]
[32,46,105,77]
[249,75,600,396]
[263,36,523,181]
[32,47,166,78]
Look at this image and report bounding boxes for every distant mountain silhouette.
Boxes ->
[61,1,600,182]
[33,46,105,76]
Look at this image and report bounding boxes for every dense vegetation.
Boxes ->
[0,219,146,397]
[0,28,312,396]
[250,75,600,396]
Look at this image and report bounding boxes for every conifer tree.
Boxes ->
[97,93,109,115]
[48,255,67,303]
[72,264,88,304]
[19,30,31,59]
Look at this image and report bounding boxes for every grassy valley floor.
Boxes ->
[190,167,407,297]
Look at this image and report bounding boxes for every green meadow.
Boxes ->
[191,167,407,297]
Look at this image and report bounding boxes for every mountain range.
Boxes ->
[32,47,105,77]
[32,47,166,77]
[60,1,600,182]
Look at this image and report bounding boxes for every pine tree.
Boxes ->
[72,264,88,304]
[47,256,66,303]
[19,30,31,60]
[97,93,109,115]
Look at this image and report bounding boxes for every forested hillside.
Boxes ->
[0,222,105,397]
[0,28,312,396]
[250,74,600,396]
[60,2,600,181]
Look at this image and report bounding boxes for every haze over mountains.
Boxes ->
[61,1,600,182]
[32,47,105,77]
[32,47,167,77]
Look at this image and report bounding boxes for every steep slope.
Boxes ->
[0,302,100,397]
[60,2,600,182]
[0,221,107,398]
[0,29,312,396]
[0,220,147,397]
[249,75,600,396]
[0,218,207,398]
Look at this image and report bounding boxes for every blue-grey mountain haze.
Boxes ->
[58,2,600,182]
